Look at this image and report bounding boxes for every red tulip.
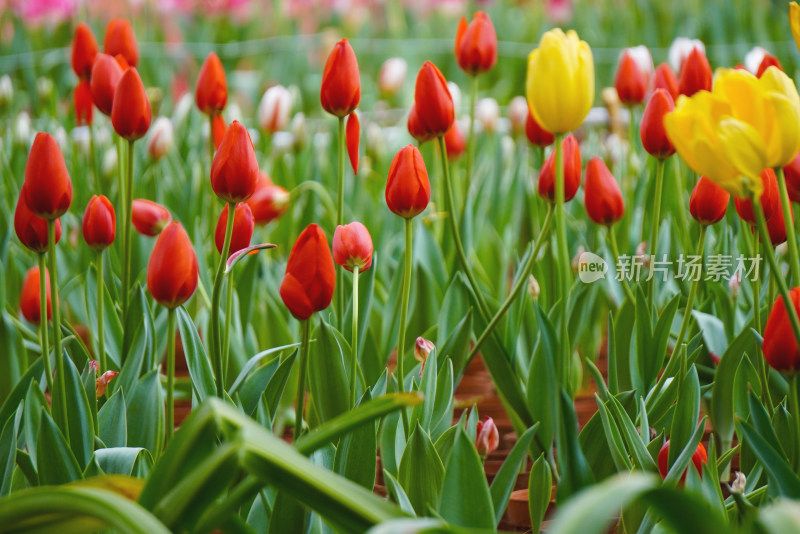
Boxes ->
[734,168,779,223]
[640,89,675,159]
[195,52,228,115]
[23,133,72,220]
[71,23,98,79]
[82,195,116,250]
[20,266,51,324]
[114,54,130,71]
[112,68,151,141]
[347,112,360,174]
[584,157,624,225]
[767,201,792,246]
[333,222,373,272]
[615,50,648,105]
[95,370,118,397]
[658,440,707,482]
[525,110,555,148]
[15,187,62,253]
[690,176,730,225]
[764,288,800,372]
[455,12,498,75]
[444,121,466,160]
[103,18,138,67]
[756,54,783,78]
[407,103,435,144]
[678,47,712,97]
[385,145,431,219]
[538,135,581,203]
[132,199,171,236]
[476,417,499,458]
[212,114,227,150]
[247,173,290,225]
[215,203,255,257]
[653,63,679,101]
[74,79,93,126]
[90,53,123,116]
[210,120,259,203]
[413,61,454,137]
[783,153,800,203]
[320,39,360,118]
[146,222,198,309]
[279,224,336,320]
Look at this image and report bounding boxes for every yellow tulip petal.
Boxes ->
[791,2,800,54]
[717,118,768,193]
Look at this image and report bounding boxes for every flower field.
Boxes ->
[4,0,800,532]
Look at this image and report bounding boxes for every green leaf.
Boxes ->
[95,447,153,477]
[334,390,378,490]
[527,304,559,450]
[98,388,127,448]
[710,327,755,449]
[594,394,633,472]
[36,410,82,485]
[398,423,445,515]
[0,358,44,431]
[489,424,538,526]
[528,454,552,534]
[307,319,349,424]
[736,418,800,498]
[556,389,594,501]
[51,356,94,469]
[118,287,156,396]
[383,470,416,516]
[263,351,298,423]
[126,370,164,458]
[0,407,19,496]
[691,310,728,358]
[758,499,800,533]
[438,427,495,529]
[668,365,700,466]
[229,342,300,396]
[176,307,216,403]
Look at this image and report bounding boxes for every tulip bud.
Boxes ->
[537,134,581,203]
[407,103,434,144]
[346,112,360,174]
[215,203,255,258]
[640,89,675,159]
[413,61,454,137]
[444,121,466,160]
[756,54,782,78]
[195,52,227,115]
[653,63,679,101]
[378,57,407,97]
[23,132,72,220]
[584,157,624,225]
[72,126,91,155]
[20,266,51,324]
[210,120,259,203]
[72,23,98,79]
[104,18,138,67]
[658,440,707,482]
[320,38,360,118]
[333,221,373,272]
[783,153,800,203]
[385,145,431,219]
[36,78,54,102]
[132,199,171,236]
[102,147,118,177]
[729,472,746,494]
[678,47,712,97]
[290,112,308,150]
[74,79,94,127]
[690,176,730,225]
[447,82,462,114]
[572,245,586,273]
[455,11,498,75]
[15,187,62,253]
[767,202,792,246]
[507,96,529,136]
[0,75,12,110]
[734,168,779,223]
[527,275,540,300]
[147,222,198,309]
[246,172,289,225]
[475,417,499,458]
[729,272,741,299]
[257,84,292,133]
[475,97,500,133]
[525,110,555,147]
[95,370,118,397]
[112,68,151,141]
[414,337,435,363]
[82,195,116,250]
[764,288,800,372]
[90,53,123,116]
[744,46,768,75]
[614,49,649,106]
[280,224,336,320]
[146,116,173,160]
[669,37,705,73]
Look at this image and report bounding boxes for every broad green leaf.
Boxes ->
[556,389,593,501]
[736,418,800,498]
[0,408,19,496]
[438,427,495,529]
[334,390,377,490]
[96,447,154,477]
[126,370,164,458]
[710,326,754,448]
[527,304,559,450]
[176,307,216,403]
[383,470,416,516]
[668,365,700,466]
[36,410,82,485]
[489,424,538,525]
[398,423,444,515]
[307,319,349,424]
[51,355,94,469]
[528,454,552,534]
[98,387,127,448]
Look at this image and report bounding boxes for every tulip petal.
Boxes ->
[346,112,360,175]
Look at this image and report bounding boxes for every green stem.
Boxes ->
[350,266,360,408]
[397,218,413,436]
[223,273,234,386]
[211,201,236,397]
[648,158,666,307]
[166,308,176,443]
[37,252,53,395]
[553,133,572,388]
[607,227,636,304]
[673,225,706,353]
[337,117,346,326]
[96,251,107,374]
[437,135,492,321]
[121,140,134,327]
[790,375,800,470]
[48,220,68,440]
[464,74,478,216]
[753,231,769,405]
[294,319,311,441]
[776,167,800,285]
[466,206,554,362]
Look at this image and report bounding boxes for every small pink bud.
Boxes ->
[414,337,434,363]
[88,360,99,374]
[476,416,499,458]
[96,370,118,396]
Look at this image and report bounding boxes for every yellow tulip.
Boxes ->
[525,28,594,134]
[758,66,800,166]
[791,2,800,54]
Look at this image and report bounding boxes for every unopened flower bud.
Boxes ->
[415,337,434,363]
[36,77,54,101]
[447,81,461,113]
[102,147,118,177]
[728,272,741,299]
[290,112,307,151]
[476,417,499,458]
[729,471,746,494]
[527,275,540,299]
[378,57,407,97]
[96,370,118,396]
[258,85,292,133]
[475,97,500,133]
[571,245,586,272]
[507,96,528,136]
[147,116,173,160]
[0,74,12,109]
[71,126,91,155]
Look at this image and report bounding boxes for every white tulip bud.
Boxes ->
[527,275,541,300]
[147,116,173,160]
[744,46,768,75]
[173,93,193,125]
[71,126,91,155]
[14,111,31,145]
[378,57,407,96]
[102,147,118,177]
[668,37,705,73]
[290,112,307,150]
[447,81,461,113]
[507,96,529,135]
[0,75,12,109]
[626,45,654,81]
[258,85,292,133]
[729,272,741,299]
[475,97,500,133]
